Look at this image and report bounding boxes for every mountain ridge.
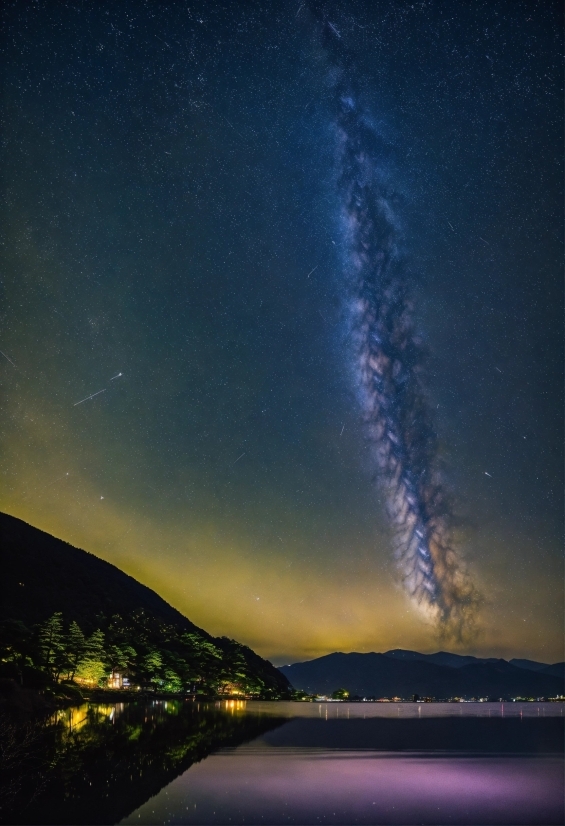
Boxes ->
[279,651,564,700]
[382,648,556,671]
[1,511,207,635]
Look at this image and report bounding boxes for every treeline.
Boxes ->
[0,609,290,698]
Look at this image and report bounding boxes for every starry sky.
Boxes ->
[2,0,562,664]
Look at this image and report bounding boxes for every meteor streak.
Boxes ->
[74,389,106,406]
[0,349,15,367]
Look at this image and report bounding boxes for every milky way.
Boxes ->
[1,0,560,661]
[317,14,480,638]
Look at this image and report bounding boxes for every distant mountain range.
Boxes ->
[383,648,563,678]
[279,651,564,700]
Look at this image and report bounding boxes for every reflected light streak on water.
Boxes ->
[211,699,564,718]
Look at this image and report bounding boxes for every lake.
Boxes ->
[3,700,563,825]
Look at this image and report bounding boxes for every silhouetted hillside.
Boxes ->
[541,662,565,680]
[279,652,564,699]
[384,649,502,668]
[0,512,290,697]
[1,512,206,635]
[384,649,555,672]
[510,658,549,672]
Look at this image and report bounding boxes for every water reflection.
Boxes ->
[212,699,564,718]
[120,702,564,826]
[122,748,563,826]
[1,701,563,826]
[3,700,287,825]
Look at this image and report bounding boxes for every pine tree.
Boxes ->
[86,629,105,660]
[75,629,107,687]
[66,621,86,682]
[38,613,64,680]
[106,644,136,671]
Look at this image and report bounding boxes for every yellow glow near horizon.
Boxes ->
[1,395,563,665]
[3,477,563,664]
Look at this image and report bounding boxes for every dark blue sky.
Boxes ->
[1,0,562,662]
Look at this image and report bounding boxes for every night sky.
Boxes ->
[2,0,562,664]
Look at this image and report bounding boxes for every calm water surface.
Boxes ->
[7,700,564,826]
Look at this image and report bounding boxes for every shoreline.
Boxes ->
[0,679,287,717]
[2,678,562,719]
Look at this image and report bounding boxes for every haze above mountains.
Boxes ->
[2,511,563,701]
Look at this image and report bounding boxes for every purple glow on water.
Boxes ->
[123,746,564,825]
